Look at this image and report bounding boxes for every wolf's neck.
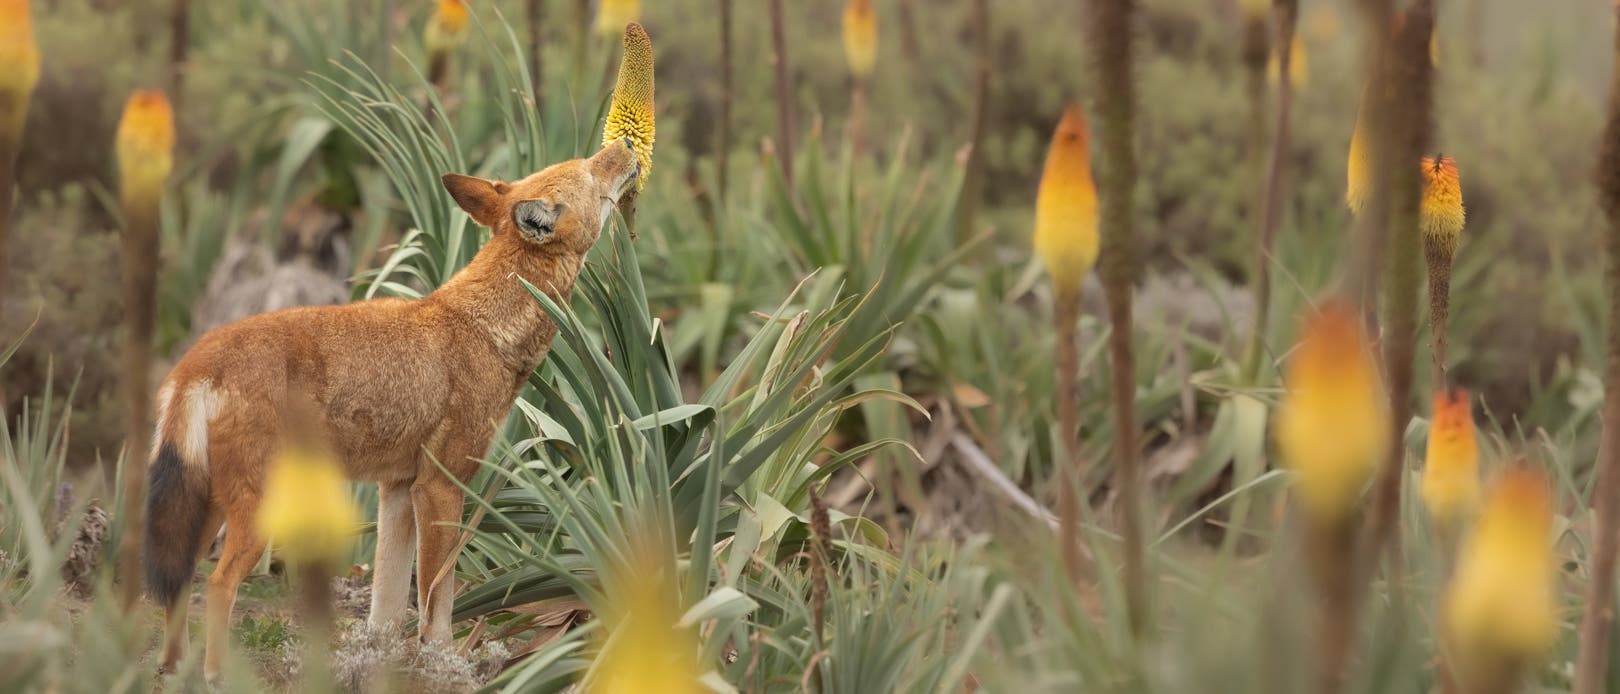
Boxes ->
[429,233,583,371]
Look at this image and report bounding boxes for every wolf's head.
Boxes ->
[440,138,640,256]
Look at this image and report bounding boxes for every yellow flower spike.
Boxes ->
[595,0,641,37]
[424,0,471,55]
[1274,299,1390,526]
[257,447,361,567]
[588,535,702,694]
[842,0,878,80]
[115,90,176,209]
[1420,154,1465,254]
[1032,104,1099,295]
[0,0,40,140]
[1421,389,1481,529]
[1346,100,1370,214]
[1445,465,1558,683]
[1267,36,1309,90]
[1237,0,1267,18]
[602,22,655,187]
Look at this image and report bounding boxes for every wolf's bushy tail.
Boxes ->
[144,441,211,608]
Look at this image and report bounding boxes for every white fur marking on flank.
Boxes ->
[178,380,222,468]
[150,382,176,461]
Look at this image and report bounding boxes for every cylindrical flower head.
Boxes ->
[256,448,361,566]
[1267,36,1309,90]
[843,0,878,79]
[602,22,655,187]
[115,90,175,208]
[1274,299,1390,525]
[1346,100,1370,214]
[589,532,701,694]
[0,0,40,140]
[424,0,470,55]
[1421,389,1481,528]
[1445,465,1557,676]
[1420,155,1465,254]
[595,0,641,37]
[1032,104,1099,294]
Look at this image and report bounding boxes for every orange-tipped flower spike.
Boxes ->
[1346,99,1370,214]
[425,0,471,55]
[115,90,175,209]
[1274,299,1391,525]
[1032,104,1099,295]
[843,0,878,79]
[588,530,702,694]
[256,448,361,566]
[0,0,40,141]
[1445,465,1558,685]
[595,0,641,37]
[1421,155,1465,253]
[1421,389,1481,529]
[603,22,655,187]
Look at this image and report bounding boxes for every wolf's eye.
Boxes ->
[513,199,559,237]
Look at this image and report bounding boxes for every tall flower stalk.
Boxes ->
[1421,155,1465,391]
[1574,3,1620,691]
[0,0,40,306]
[1086,0,1147,635]
[424,0,469,95]
[768,0,795,185]
[1242,0,1300,383]
[528,0,545,110]
[114,90,175,610]
[954,0,992,245]
[1033,104,1099,588]
[1275,298,1389,693]
[841,0,876,159]
[715,0,733,202]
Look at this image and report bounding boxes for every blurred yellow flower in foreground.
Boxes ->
[588,540,701,694]
[842,0,878,79]
[0,0,40,139]
[1420,155,1465,254]
[115,90,176,208]
[1274,299,1389,525]
[1346,103,1369,214]
[256,448,360,566]
[603,22,656,187]
[1032,104,1099,294]
[1445,465,1557,678]
[1267,36,1308,90]
[595,0,640,37]
[425,0,470,55]
[1420,389,1480,529]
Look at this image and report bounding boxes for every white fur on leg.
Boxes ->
[368,481,416,628]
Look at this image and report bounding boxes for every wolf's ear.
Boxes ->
[441,174,510,228]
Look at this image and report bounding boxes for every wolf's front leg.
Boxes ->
[368,479,417,628]
[411,473,467,643]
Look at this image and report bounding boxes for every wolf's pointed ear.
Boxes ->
[441,173,510,228]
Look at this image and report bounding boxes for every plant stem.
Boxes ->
[117,197,161,611]
[769,0,795,185]
[1362,0,1435,585]
[1087,0,1147,636]
[849,76,868,161]
[169,0,188,114]
[896,0,921,67]
[1241,0,1298,384]
[528,0,545,111]
[298,562,336,694]
[1574,5,1620,692]
[0,131,17,322]
[1054,286,1086,588]
[953,0,991,245]
[1425,237,1453,392]
[717,0,734,204]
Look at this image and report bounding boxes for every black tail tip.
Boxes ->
[144,442,210,608]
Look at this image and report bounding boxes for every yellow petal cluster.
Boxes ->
[256,448,360,566]
[1420,155,1465,254]
[1274,299,1390,525]
[1445,465,1558,675]
[0,0,40,140]
[602,22,655,187]
[115,90,176,208]
[1420,389,1480,529]
[588,537,701,694]
[1032,104,1099,294]
[1267,36,1309,90]
[1346,105,1369,214]
[425,0,470,55]
[842,0,878,79]
[595,0,641,37]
